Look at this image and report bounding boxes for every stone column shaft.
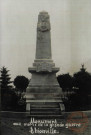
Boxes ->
[36,11,52,59]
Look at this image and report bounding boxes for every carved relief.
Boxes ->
[37,12,51,32]
[36,62,52,72]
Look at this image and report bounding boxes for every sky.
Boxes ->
[1,0,91,80]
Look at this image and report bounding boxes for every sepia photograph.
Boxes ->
[0,0,91,135]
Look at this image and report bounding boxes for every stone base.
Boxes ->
[26,61,65,114]
[26,102,30,112]
[26,99,65,116]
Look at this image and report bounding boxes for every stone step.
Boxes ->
[27,99,62,103]
[30,111,60,114]
[30,108,60,112]
[30,102,61,116]
[31,108,60,113]
[29,97,62,100]
[31,105,59,108]
[30,102,60,105]
[30,102,60,108]
[31,108,60,110]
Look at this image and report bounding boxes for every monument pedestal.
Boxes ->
[26,11,65,116]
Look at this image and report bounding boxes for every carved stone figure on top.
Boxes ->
[37,11,50,32]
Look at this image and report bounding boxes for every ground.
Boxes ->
[1,112,91,135]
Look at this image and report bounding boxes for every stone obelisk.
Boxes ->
[26,11,65,115]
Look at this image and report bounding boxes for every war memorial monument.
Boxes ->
[26,11,65,116]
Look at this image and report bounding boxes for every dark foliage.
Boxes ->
[0,67,12,90]
[57,73,73,91]
[73,65,91,95]
[2,89,26,111]
[63,65,91,111]
[0,67,13,104]
[13,76,29,92]
[0,68,26,111]
[64,93,91,112]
